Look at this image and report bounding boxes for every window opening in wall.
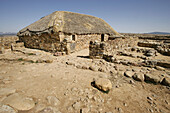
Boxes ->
[101,34,104,41]
[72,35,76,41]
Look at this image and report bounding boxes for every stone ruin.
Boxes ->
[0,36,24,54]
[89,37,138,59]
[89,35,170,68]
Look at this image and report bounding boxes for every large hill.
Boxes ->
[0,32,16,36]
[146,32,170,35]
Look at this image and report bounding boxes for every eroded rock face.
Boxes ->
[2,93,35,111]
[94,78,112,92]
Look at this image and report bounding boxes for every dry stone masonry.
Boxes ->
[0,36,24,54]
[89,41,105,59]
[0,36,19,49]
[89,37,138,59]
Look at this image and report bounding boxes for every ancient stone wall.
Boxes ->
[19,33,109,54]
[19,33,68,53]
[59,33,108,52]
[0,36,19,49]
[89,37,139,59]
[104,37,138,55]
[75,34,103,51]
[89,41,105,59]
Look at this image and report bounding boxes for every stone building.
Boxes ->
[17,11,120,54]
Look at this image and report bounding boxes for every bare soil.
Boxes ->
[0,48,170,113]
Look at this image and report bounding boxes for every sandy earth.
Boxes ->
[0,48,170,113]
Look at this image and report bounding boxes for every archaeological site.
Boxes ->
[0,11,170,113]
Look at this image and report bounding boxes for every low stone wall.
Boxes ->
[89,37,138,59]
[104,37,138,55]
[89,41,105,59]
[138,41,161,48]
[138,41,170,56]
[0,36,19,49]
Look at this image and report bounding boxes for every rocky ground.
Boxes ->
[0,45,170,113]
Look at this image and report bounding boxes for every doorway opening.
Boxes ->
[72,35,76,41]
[101,34,104,41]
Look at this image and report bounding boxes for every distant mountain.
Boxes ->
[146,32,170,35]
[0,32,16,36]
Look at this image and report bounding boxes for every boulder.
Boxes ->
[133,72,145,81]
[144,74,162,84]
[124,71,134,78]
[161,77,170,86]
[2,93,35,111]
[94,78,112,92]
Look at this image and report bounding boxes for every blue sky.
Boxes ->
[0,0,170,33]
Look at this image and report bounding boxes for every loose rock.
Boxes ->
[89,65,98,71]
[45,59,53,63]
[98,66,107,73]
[155,66,165,71]
[66,61,75,66]
[80,107,90,113]
[144,74,162,84]
[2,93,35,111]
[147,97,153,101]
[47,96,60,106]
[133,72,144,81]
[161,77,170,86]
[72,102,81,110]
[145,49,157,57]
[94,78,112,92]
[124,71,134,78]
